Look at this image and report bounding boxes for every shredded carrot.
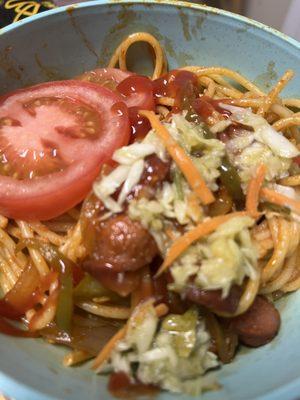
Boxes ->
[165,227,178,241]
[92,302,169,371]
[261,187,300,215]
[246,164,266,217]
[139,110,215,205]
[92,326,127,371]
[156,211,249,276]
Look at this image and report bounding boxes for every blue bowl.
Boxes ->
[0,1,300,399]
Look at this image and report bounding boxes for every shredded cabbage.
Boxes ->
[128,178,204,253]
[93,134,164,212]
[170,216,257,296]
[233,140,292,185]
[220,104,298,186]
[108,307,219,396]
[93,113,224,212]
[170,114,225,191]
[128,115,226,242]
[222,104,299,158]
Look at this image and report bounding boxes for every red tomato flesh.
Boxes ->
[0,80,130,220]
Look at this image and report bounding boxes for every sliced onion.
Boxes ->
[0,263,40,319]
[28,287,59,331]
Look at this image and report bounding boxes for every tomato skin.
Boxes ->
[0,80,130,220]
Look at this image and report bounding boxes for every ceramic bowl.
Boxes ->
[0,1,299,399]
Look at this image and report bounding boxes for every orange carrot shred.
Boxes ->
[92,326,127,371]
[246,164,266,217]
[92,302,169,371]
[261,187,300,214]
[156,211,249,277]
[139,110,215,205]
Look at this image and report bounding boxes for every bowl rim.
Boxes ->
[0,1,299,399]
[0,0,299,50]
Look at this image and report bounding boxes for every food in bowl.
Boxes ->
[0,31,299,396]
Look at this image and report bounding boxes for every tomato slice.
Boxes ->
[76,67,134,90]
[0,80,130,220]
[78,69,155,142]
[77,69,154,111]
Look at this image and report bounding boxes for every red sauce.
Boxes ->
[193,96,231,123]
[128,107,151,143]
[294,156,300,166]
[108,372,159,399]
[152,70,197,101]
[117,75,155,143]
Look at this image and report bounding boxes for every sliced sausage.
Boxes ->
[184,285,242,314]
[83,214,158,274]
[230,295,281,347]
[87,267,142,297]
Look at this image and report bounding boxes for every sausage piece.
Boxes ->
[83,214,158,273]
[230,295,281,347]
[87,267,142,297]
[185,285,242,314]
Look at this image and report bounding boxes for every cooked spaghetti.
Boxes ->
[0,32,300,396]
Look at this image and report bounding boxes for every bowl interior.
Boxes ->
[0,1,300,400]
